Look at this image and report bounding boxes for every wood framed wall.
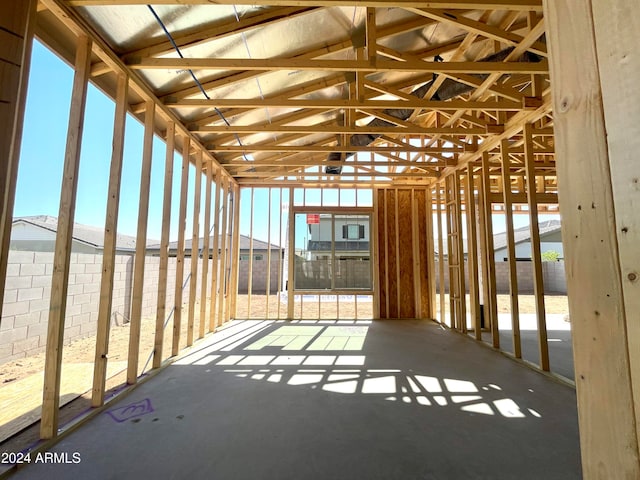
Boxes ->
[198,160,213,340]
[431,144,557,371]
[40,33,92,439]
[375,187,431,319]
[8,2,640,473]
[544,0,640,475]
[0,0,37,323]
[92,73,129,404]
[152,120,175,370]
[187,152,203,346]
[0,19,239,441]
[126,100,155,385]
[172,136,190,356]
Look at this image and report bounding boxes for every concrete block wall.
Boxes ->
[541,261,567,293]
[238,256,281,294]
[434,259,567,295]
[0,251,218,365]
[1,251,132,364]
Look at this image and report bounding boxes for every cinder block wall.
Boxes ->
[0,251,215,365]
[434,259,567,295]
[237,256,281,293]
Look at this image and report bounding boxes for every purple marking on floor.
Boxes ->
[105,398,154,423]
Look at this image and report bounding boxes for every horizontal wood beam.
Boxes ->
[223,159,450,168]
[488,192,558,204]
[191,125,487,135]
[210,145,462,153]
[129,58,548,74]
[170,98,524,111]
[68,0,543,10]
[233,170,440,178]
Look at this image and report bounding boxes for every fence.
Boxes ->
[434,259,567,294]
[0,250,213,364]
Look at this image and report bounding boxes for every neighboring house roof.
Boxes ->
[148,234,281,254]
[492,219,562,252]
[12,215,157,252]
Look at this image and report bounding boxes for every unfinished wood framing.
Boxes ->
[172,137,190,356]
[476,160,492,337]
[277,188,284,319]
[481,152,499,348]
[425,188,436,319]
[246,188,255,316]
[465,167,481,339]
[208,173,221,332]
[524,122,549,371]
[92,73,129,404]
[0,0,36,323]
[198,160,212,340]
[544,0,640,474]
[126,100,155,385]
[229,185,241,320]
[40,34,92,439]
[372,187,381,319]
[453,173,467,332]
[287,187,295,319]
[500,139,521,358]
[375,187,430,319]
[6,1,640,473]
[152,121,175,370]
[187,152,203,346]
[435,185,446,326]
[216,178,229,328]
[265,189,272,316]
[443,178,455,327]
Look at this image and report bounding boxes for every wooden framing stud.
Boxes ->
[500,139,521,359]
[524,122,549,371]
[545,0,640,473]
[198,160,212,339]
[465,168,481,340]
[152,121,175,370]
[481,152,499,348]
[41,34,92,439]
[92,73,129,405]
[229,184,241,319]
[216,178,229,327]
[172,137,190,356]
[187,151,203,346]
[208,173,221,332]
[0,0,36,323]
[126,100,155,385]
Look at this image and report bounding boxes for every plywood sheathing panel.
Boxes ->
[386,189,398,318]
[416,189,431,318]
[377,189,387,319]
[397,189,415,319]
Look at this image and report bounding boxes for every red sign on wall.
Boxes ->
[306,214,320,224]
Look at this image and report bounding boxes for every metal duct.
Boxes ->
[325,47,541,174]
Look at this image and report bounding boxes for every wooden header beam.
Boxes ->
[67,0,543,10]
[129,57,549,74]
[191,125,488,135]
[170,98,524,111]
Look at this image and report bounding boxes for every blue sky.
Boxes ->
[16,40,558,246]
[16,40,195,242]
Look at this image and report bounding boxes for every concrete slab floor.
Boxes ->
[8,320,581,480]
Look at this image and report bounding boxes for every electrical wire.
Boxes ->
[146,5,249,161]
